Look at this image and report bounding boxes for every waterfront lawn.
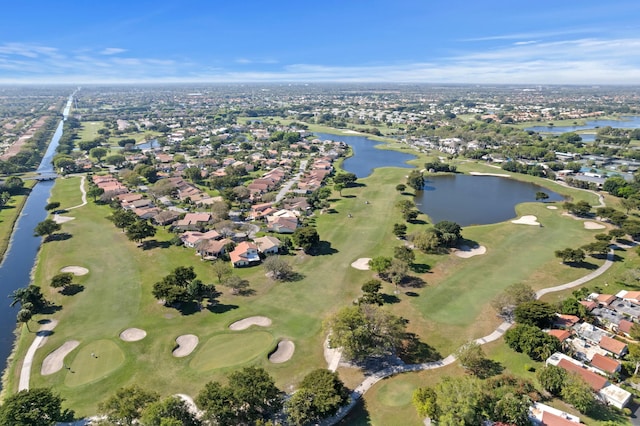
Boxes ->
[0,180,36,262]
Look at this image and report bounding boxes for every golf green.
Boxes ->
[189,331,274,371]
[64,340,125,387]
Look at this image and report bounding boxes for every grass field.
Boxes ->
[4,152,629,421]
[0,180,36,262]
[77,122,103,142]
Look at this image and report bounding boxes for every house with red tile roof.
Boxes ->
[547,352,631,409]
[547,329,571,343]
[598,336,627,358]
[579,300,597,311]
[229,241,260,267]
[617,319,635,337]
[554,314,581,329]
[590,353,621,375]
[595,294,617,306]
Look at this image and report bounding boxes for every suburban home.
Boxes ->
[618,290,640,304]
[553,314,581,329]
[547,329,572,343]
[598,336,628,358]
[196,238,232,259]
[266,216,298,234]
[590,353,622,376]
[547,353,631,409]
[579,300,597,311]
[594,293,617,307]
[173,212,212,231]
[254,236,281,255]
[617,319,635,337]
[528,402,584,426]
[152,210,181,226]
[229,241,261,267]
[180,230,221,248]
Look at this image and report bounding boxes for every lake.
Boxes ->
[313,132,416,178]
[415,175,564,226]
[526,116,640,135]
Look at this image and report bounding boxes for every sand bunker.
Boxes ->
[229,316,272,330]
[60,266,89,276]
[455,245,487,258]
[173,335,199,357]
[584,221,606,230]
[351,258,372,270]
[546,206,558,210]
[53,214,75,224]
[41,340,80,375]
[511,215,540,226]
[119,328,147,342]
[469,172,511,177]
[269,340,295,363]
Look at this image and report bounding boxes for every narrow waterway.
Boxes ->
[0,94,73,389]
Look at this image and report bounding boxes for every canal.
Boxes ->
[0,94,72,389]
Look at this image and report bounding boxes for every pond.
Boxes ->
[313,132,416,178]
[414,175,564,226]
[526,116,640,134]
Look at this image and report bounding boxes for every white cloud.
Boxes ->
[1,37,640,84]
[100,47,127,55]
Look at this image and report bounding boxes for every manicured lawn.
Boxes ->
[77,122,103,142]
[65,340,125,388]
[5,157,624,418]
[190,331,274,371]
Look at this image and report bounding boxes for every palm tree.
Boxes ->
[17,309,33,332]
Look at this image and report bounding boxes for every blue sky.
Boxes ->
[1,0,640,84]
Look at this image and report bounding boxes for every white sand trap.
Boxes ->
[60,266,89,276]
[455,245,487,258]
[41,340,80,375]
[469,172,511,177]
[269,340,295,363]
[511,215,540,226]
[351,258,372,270]
[342,130,362,134]
[546,206,558,210]
[173,335,199,357]
[584,221,606,230]
[120,328,147,342]
[53,214,75,224]
[229,316,272,330]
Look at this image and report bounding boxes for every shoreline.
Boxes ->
[0,180,36,265]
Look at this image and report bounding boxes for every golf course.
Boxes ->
[3,148,630,424]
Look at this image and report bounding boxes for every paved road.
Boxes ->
[275,160,307,202]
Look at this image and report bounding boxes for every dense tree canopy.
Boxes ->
[0,388,74,426]
[324,304,406,362]
[196,366,282,425]
[98,385,160,424]
[285,369,349,425]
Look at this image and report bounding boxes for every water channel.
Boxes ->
[0,94,72,388]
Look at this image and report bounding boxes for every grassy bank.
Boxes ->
[0,180,37,263]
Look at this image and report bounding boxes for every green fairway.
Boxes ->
[65,340,125,387]
[189,331,274,371]
[77,121,103,142]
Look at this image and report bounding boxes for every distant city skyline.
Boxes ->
[2,0,640,84]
